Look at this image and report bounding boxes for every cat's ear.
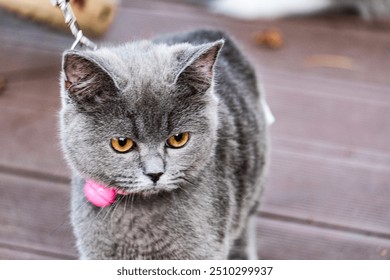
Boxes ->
[62,51,118,106]
[174,40,224,92]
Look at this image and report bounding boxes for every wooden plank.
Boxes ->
[256,217,390,260]
[262,69,390,105]
[245,18,390,86]
[0,244,60,260]
[0,9,74,52]
[0,48,59,79]
[0,248,53,260]
[0,76,70,179]
[0,173,77,259]
[266,77,390,153]
[0,45,61,76]
[262,148,390,236]
[272,137,390,172]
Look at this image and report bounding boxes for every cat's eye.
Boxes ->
[166,132,190,149]
[111,137,134,153]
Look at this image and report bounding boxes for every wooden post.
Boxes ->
[0,0,117,37]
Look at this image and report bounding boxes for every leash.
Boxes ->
[51,0,98,50]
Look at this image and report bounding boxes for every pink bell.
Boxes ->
[84,179,117,207]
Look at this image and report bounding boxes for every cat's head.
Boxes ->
[60,39,223,195]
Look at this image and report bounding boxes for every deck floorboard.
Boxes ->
[0,0,389,259]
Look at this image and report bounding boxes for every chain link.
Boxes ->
[51,0,98,50]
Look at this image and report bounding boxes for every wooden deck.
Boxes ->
[1,0,390,259]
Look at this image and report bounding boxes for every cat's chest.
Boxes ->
[91,198,195,259]
[112,219,177,259]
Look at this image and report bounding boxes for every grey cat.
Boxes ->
[59,29,268,259]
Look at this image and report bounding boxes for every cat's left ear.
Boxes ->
[175,40,224,92]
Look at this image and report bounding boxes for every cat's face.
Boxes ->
[60,40,223,194]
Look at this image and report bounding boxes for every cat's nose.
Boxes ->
[145,172,163,183]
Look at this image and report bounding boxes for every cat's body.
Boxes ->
[203,0,390,20]
[60,30,268,259]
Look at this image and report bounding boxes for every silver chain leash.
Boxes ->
[51,0,98,50]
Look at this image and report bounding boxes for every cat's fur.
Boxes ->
[203,0,390,20]
[59,29,268,259]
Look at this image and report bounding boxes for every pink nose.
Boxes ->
[84,179,117,207]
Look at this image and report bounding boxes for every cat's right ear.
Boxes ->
[62,51,118,106]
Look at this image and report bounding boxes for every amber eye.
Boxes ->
[111,137,134,153]
[166,132,190,149]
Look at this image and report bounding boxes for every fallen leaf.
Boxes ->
[253,28,283,50]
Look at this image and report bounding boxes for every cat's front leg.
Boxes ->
[228,214,258,260]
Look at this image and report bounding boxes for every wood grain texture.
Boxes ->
[0,75,70,179]
[0,247,54,260]
[0,10,74,52]
[0,243,69,260]
[256,217,390,260]
[265,73,390,153]
[263,148,390,236]
[0,45,60,76]
[0,173,77,259]
[0,0,389,260]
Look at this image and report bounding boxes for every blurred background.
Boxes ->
[0,0,389,259]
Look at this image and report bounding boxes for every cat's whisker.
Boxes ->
[179,176,198,189]
[109,195,126,229]
[95,204,109,220]
[112,178,134,182]
[85,204,108,234]
[129,193,135,231]
[70,194,106,229]
[117,175,135,180]
[123,193,130,216]
[103,194,125,224]
[101,203,115,224]
[112,181,133,186]
[51,196,84,237]
[174,183,191,197]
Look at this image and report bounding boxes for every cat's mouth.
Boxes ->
[115,184,178,196]
[115,187,132,196]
